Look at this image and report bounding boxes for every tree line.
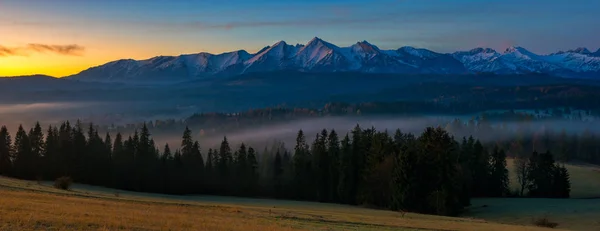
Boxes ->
[0,121,571,216]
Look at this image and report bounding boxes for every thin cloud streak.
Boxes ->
[0,44,85,56]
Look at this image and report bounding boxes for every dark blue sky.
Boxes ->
[1,0,599,76]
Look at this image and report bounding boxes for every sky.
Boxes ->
[1,0,599,77]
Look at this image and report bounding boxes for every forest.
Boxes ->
[0,119,576,216]
[96,100,597,142]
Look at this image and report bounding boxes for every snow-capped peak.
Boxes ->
[503,46,541,61]
[295,37,345,68]
[468,48,497,55]
[272,40,288,48]
[569,47,592,55]
[304,37,340,50]
[397,46,437,58]
[351,40,381,54]
[504,46,529,54]
[68,38,600,82]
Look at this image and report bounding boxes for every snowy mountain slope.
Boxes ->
[391,47,466,74]
[294,37,355,71]
[454,47,600,75]
[452,48,515,73]
[67,38,600,82]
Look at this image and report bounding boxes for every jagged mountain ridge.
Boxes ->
[68,37,600,82]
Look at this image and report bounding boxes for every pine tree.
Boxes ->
[191,141,204,193]
[43,126,60,179]
[247,147,259,195]
[206,148,214,177]
[391,134,418,212]
[0,126,12,176]
[160,143,172,193]
[29,122,44,164]
[181,126,194,157]
[293,130,312,200]
[173,149,184,194]
[337,134,354,204]
[361,131,394,207]
[218,136,232,193]
[235,143,248,194]
[553,164,571,198]
[327,129,340,202]
[417,127,463,216]
[13,125,35,179]
[313,129,329,202]
[71,121,87,181]
[489,146,509,197]
[470,139,490,197]
[350,124,365,204]
[527,151,556,197]
[273,150,283,197]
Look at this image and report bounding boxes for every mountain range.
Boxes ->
[67,37,600,82]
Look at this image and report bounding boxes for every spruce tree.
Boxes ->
[218,136,232,193]
[206,148,214,177]
[391,134,418,212]
[337,134,354,204]
[489,146,509,197]
[181,126,194,157]
[417,127,463,216]
[293,130,312,200]
[0,126,12,176]
[313,129,329,202]
[273,150,283,197]
[13,125,35,179]
[160,143,172,193]
[191,141,204,193]
[247,147,259,195]
[327,129,340,202]
[29,122,44,164]
[553,164,571,198]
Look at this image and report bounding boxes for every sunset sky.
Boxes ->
[1,0,598,77]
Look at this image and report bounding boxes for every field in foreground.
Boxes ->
[0,161,598,231]
[0,177,558,231]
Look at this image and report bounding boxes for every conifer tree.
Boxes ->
[218,136,232,193]
[247,147,259,195]
[13,125,35,179]
[553,164,571,198]
[489,145,509,197]
[181,126,194,157]
[337,134,354,204]
[29,122,44,163]
[391,134,418,211]
[0,126,12,176]
[160,143,172,193]
[273,150,283,197]
[313,129,330,202]
[206,148,214,176]
[327,129,340,202]
[293,130,312,200]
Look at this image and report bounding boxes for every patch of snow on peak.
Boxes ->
[398,46,436,58]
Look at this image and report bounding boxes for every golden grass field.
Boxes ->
[0,159,598,231]
[0,177,559,231]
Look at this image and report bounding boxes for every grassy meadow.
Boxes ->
[0,159,598,231]
[0,177,557,231]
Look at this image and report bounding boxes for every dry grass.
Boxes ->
[0,177,557,231]
[466,160,600,231]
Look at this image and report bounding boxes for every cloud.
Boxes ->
[27,44,85,56]
[0,44,85,56]
[0,46,17,56]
